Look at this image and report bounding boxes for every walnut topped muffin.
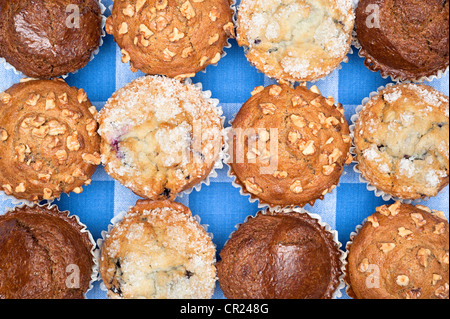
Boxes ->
[353,84,449,200]
[346,202,449,299]
[228,83,352,208]
[237,0,354,82]
[0,79,101,202]
[0,0,103,79]
[106,0,235,79]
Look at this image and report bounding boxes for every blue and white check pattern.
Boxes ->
[0,0,448,299]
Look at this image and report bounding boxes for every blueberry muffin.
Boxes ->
[237,0,354,82]
[228,83,353,208]
[0,79,101,202]
[217,210,343,299]
[0,0,103,79]
[98,75,224,200]
[0,204,95,299]
[346,202,449,299]
[353,84,449,200]
[355,0,449,82]
[106,0,235,79]
[99,199,217,299]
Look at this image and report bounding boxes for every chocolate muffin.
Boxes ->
[228,83,353,208]
[0,79,101,202]
[0,204,96,299]
[99,199,217,299]
[355,0,449,81]
[0,0,103,79]
[217,210,344,299]
[346,202,449,299]
[106,0,235,79]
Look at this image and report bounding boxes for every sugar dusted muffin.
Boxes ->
[106,0,235,79]
[353,84,449,200]
[217,210,344,299]
[98,75,224,200]
[99,199,217,299]
[228,83,353,208]
[0,204,96,299]
[237,0,354,82]
[346,202,449,299]
[0,79,101,202]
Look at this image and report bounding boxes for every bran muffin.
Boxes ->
[0,79,101,202]
[99,199,217,299]
[228,83,353,208]
[106,0,235,79]
[0,204,96,299]
[346,202,449,299]
[352,84,449,200]
[237,0,354,82]
[355,0,449,82]
[0,0,103,79]
[217,210,344,299]
[98,75,224,201]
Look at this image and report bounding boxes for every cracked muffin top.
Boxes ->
[353,84,449,200]
[346,202,449,299]
[237,0,354,82]
[0,79,101,202]
[355,0,449,81]
[0,0,102,79]
[98,75,224,201]
[99,199,217,299]
[106,0,235,79]
[0,204,95,299]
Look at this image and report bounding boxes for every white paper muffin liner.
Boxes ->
[1,202,98,299]
[0,0,107,80]
[351,0,449,83]
[348,82,445,204]
[95,203,217,296]
[221,207,346,299]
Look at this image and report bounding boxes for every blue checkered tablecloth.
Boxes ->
[1,0,448,299]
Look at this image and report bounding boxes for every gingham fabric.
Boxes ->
[0,0,448,299]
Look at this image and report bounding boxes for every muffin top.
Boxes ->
[0,79,101,202]
[217,211,343,299]
[229,83,352,207]
[353,84,449,200]
[106,0,235,79]
[98,75,223,201]
[355,0,449,81]
[346,202,449,299]
[237,0,354,82]
[0,204,95,299]
[100,199,217,299]
[0,0,102,79]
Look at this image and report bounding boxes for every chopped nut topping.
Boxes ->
[181,47,194,58]
[288,131,300,144]
[2,184,13,195]
[139,24,154,39]
[26,94,40,106]
[209,33,220,45]
[119,22,128,35]
[209,7,219,21]
[82,153,101,166]
[269,86,282,96]
[367,215,379,227]
[251,86,264,96]
[155,0,168,10]
[291,95,307,107]
[32,125,49,138]
[46,92,56,110]
[123,4,135,17]
[328,148,342,164]
[273,171,288,179]
[56,150,68,164]
[15,183,26,193]
[260,103,276,115]
[223,22,235,38]
[244,178,263,195]
[86,119,98,136]
[322,164,336,176]
[211,52,221,64]
[398,227,413,238]
[310,85,320,94]
[416,205,431,213]
[0,92,12,104]
[434,222,446,235]
[376,205,390,216]
[396,275,409,287]
[388,201,401,216]
[136,0,146,12]
[43,188,53,200]
[199,56,209,67]
[432,274,442,286]
[411,213,427,228]
[325,137,334,145]
[290,179,303,194]
[291,114,306,128]
[435,283,449,299]
[47,120,67,136]
[258,130,270,143]
[73,187,83,194]
[73,167,86,178]
[302,140,316,156]
[379,242,395,253]
[66,132,81,151]
[121,49,131,63]
[417,248,431,267]
[163,48,176,61]
[58,93,68,104]
[169,27,184,42]
[38,173,51,182]
[0,128,8,141]
[181,1,196,20]
[358,258,370,272]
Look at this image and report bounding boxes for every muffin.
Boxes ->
[0,79,101,202]
[236,0,354,82]
[0,0,103,79]
[352,84,449,200]
[346,202,449,299]
[98,75,224,200]
[217,210,344,299]
[105,0,235,79]
[99,199,217,299]
[355,0,449,82]
[228,83,353,208]
[0,204,96,299]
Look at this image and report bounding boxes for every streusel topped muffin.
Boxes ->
[99,199,217,299]
[98,75,224,200]
[237,0,354,82]
[0,79,101,202]
[106,0,235,79]
[228,83,352,208]
[353,84,449,200]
